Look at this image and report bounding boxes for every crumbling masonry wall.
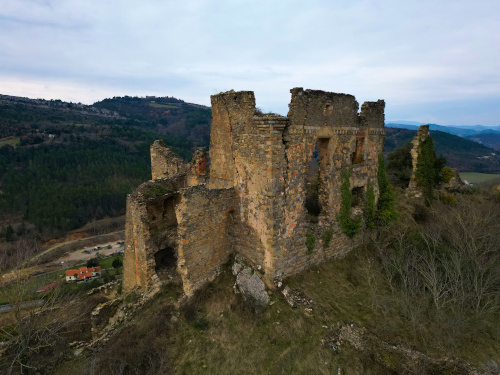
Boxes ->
[408,124,430,192]
[124,88,386,295]
[175,186,236,295]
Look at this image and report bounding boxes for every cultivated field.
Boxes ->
[459,172,500,185]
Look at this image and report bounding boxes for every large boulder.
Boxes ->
[234,266,269,312]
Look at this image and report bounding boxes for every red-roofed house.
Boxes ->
[65,266,102,283]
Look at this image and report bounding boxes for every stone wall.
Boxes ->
[123,178,182,291]
[124,87,386,297]
[150,140,185,180]
[408,124,430,191]
[175,185,236,295]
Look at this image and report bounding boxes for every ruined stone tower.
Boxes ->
[123,88,386,296]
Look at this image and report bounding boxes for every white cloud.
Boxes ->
[0,0,499,124]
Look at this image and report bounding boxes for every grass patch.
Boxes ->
[142,183,172,198]
[459,172,500,184]
[0,137,20,147]
[98,255,123,269]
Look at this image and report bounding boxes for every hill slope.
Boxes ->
[386,122,500,138]
[385,127,500,173]
[0,94,210,236]
[466,131,500,151]
[1,93,498,237]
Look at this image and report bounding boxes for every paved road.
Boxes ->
[0,299,44,314]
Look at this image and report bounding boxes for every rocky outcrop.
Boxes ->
[232,257,269,312]
[91,298,123,339]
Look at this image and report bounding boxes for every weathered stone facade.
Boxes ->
[124,88,386,296]
[408,124,430,192]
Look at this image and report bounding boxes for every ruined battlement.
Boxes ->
[124,88,386,297]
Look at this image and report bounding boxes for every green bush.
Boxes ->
[439,193,457,206]
[305,234,316,254]
[386,142,413,188]
[112,257,123,268]
[376,155,397,226]
[143,184,172,198]
[415,136,445,204]
[365,182,376,229]
[321,228,334,248]
[87,257,99,268]
[441,166,455,183]
[337,169,361,237]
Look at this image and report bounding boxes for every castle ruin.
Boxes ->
[123,88,386,296]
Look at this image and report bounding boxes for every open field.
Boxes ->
[459,172,500,184]
[0,137,20,147]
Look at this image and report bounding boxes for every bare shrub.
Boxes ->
[0,241,101,373]
[373,191,500,351]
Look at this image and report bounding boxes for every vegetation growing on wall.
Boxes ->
[305,234,316,254]
[321,228,334,248]
[337,169,361,237]
[365,182,376,229]
[440,166,455,183]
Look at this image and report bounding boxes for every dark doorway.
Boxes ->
[305,138,330,221]
[351,187,364,208]
[154,247,176,273]
[306,140,321,219]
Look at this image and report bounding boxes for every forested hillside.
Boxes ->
[0,94,211,237]
[1,93,498,239]
[385,127,500,173]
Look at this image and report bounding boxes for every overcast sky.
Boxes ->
[1,0,499,125]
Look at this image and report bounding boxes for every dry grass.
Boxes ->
[57,191,499,375]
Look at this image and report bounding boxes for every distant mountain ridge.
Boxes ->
[386,121,500,151]
[385,127,499,173]
[386,121,500,137]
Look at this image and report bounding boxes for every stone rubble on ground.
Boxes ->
[321,322,481,374]
[281,286,314,315]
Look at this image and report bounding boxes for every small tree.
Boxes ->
[337,169,361,237]
[0,242,78,373]
[415,137,442,204]
[376,154,397,226]
[5,224,14,242]
[87,257,99,268]
[112,257,123,269]
[386,142,413,188]
[365,182,376,229]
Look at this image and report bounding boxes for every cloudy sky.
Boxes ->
[1,0,499,125]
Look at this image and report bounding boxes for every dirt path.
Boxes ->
[33,230,125,261]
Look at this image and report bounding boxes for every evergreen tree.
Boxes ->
[376,154,397,226]
[415,137,442,204]
[337,169,361,237]
[365,182,376,229]
[5,224,14,242]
